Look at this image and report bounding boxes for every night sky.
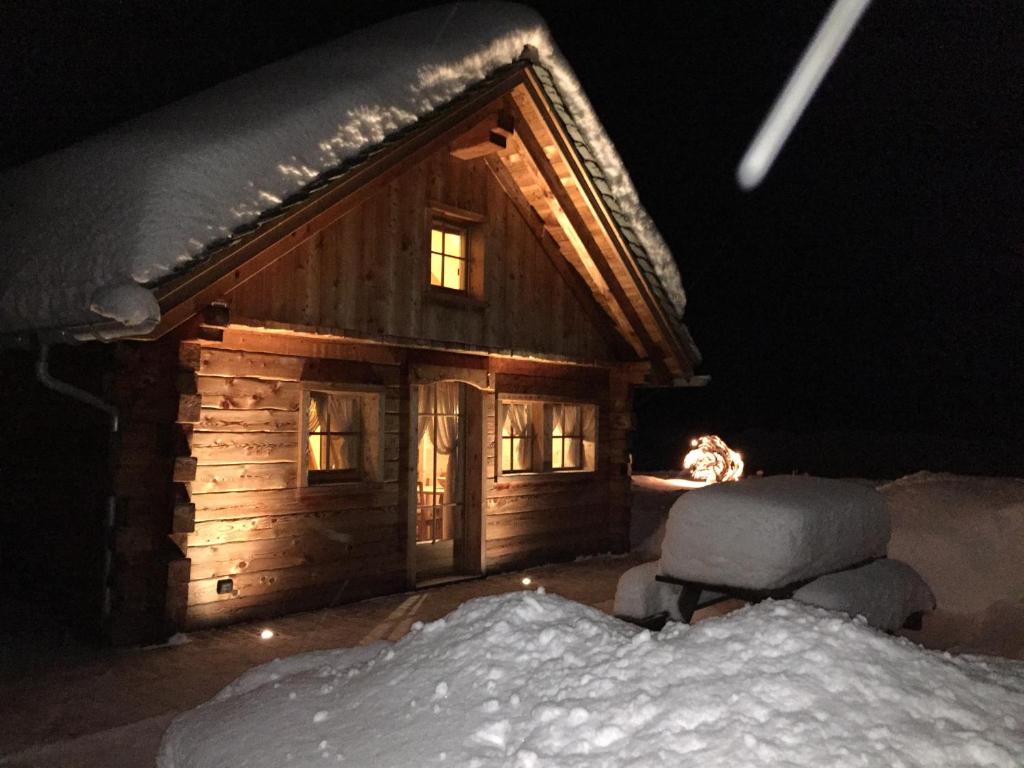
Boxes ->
[3,1,1022,477]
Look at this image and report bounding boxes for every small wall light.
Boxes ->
[521,577,532,586]
[260,628,274,640]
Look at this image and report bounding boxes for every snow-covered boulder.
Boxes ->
[158,591,1024,768]
[661,476,890,590]
[613,560,683,621]
[793,559,936,632]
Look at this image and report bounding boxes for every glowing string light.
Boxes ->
[683,435,745,484]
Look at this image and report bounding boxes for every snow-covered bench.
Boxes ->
[793,558,936,632]
[654,476,892,623]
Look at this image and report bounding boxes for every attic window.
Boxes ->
[430,223,467,291]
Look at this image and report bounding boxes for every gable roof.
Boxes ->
[0,2,698,371]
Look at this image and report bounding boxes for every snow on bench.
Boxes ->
[793,558,936,632]
[660,476,890,591]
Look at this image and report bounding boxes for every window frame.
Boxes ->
[548,403,586,472]
[497,396,598,478]
[299,386,384,487]
[425,202,486,303]
[429,221,469,293]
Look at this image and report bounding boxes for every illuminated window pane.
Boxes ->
[430,251,444,286]
[429,224,467,292]
[443,231,462,258]
[552,437,564,469]
[307,392,363,483]
[442,257,464,290]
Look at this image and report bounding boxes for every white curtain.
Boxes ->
[309,393,359,470]
[562,405,582,468]
[582,405,597,470]
[502,403,532,471]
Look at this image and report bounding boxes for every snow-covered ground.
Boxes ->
[158,591,1024,768]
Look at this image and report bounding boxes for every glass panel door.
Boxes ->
[416,382,466,578]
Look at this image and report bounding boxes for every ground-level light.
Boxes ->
[260,628,274,640]
[521,577,532,586]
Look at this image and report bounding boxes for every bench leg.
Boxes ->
[676,584,702,624]
[902,611,923,631]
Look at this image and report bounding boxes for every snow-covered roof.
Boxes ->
[0,2,689,342]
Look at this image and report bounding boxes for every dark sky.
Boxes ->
[3,1,1022,475]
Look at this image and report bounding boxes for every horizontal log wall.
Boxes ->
[483,366,632,572]
[177,338,406,629]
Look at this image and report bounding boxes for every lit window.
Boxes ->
[500,403,534,473]
[306,391,377,484]
[498,400,598,475]
[548,404,584,470]
[430,223,467,291]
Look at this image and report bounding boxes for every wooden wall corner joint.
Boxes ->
[173,456,198,482]
[177,394,202,424]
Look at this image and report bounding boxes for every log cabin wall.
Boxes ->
[108,340,184,643]
[483,362,632,572]
[223,144,618,365]
[166,328,634,630]
[174,335,406,630]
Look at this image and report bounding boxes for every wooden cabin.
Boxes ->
[1,47,699,644]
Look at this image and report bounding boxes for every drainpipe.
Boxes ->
[35,342,120,621]
[35,342,119,432]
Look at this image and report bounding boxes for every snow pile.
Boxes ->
[661,476,890,589]
[881,472,1024,658]
[793,558,935,632]
[613,560,684,621]
[0,1,685,334]
[158,591,1024,768]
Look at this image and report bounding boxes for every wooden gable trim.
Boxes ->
[145,65,532,340]
[495,102,663,375]
[483,155,636,361]
[514,70,698,378]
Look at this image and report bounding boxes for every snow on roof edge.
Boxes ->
[0,2,689,338]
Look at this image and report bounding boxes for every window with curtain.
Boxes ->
[429,222,467,291]
[499,400,598,475]
[500,402,533,473]
[548,403,583,470]
[307,391,364,484]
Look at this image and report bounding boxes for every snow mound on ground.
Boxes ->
[613,559,683,621]
[880,472,1024,658]
[0,1,686,334]
[661,476,890,590]
[794,558,935,632]
[158,592,1024,768]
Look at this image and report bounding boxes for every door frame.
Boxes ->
[405,365,491,586]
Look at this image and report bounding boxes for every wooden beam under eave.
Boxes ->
[450,111,514,160]
[498,119,659,366]
[515,73,697,376]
